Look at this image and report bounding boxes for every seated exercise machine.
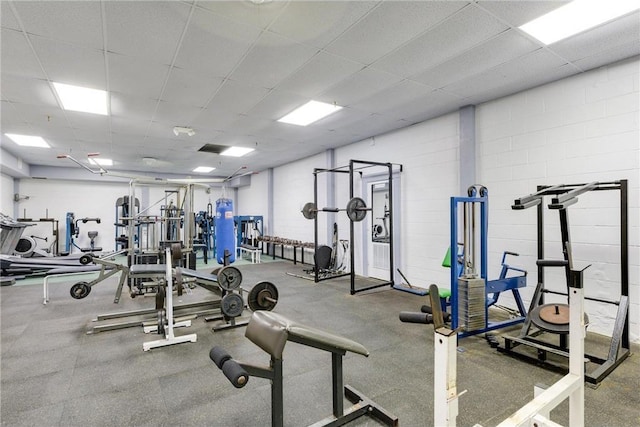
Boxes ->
[499,180,630,385]
[211,310,399,427]
[450,185,528,338]
[400,257,586,427]
[64,212,102,254]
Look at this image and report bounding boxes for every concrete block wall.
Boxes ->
[1,173,14,214]
[476,57,639,341]
[333,113,459,286]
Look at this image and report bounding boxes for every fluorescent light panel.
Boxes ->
[193,166,215,173]
[519,0,640,45]
[52,82,108,115]
[4,133,50,148]
[278,100,342,126]
[220,147,254,157]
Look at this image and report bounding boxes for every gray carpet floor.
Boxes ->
[1,260,638,426]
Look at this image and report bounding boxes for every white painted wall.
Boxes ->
[476,57,639,341]
[237,170,269,230]
[0,173,14,215]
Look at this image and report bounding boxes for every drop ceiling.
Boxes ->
[1,1,638,179]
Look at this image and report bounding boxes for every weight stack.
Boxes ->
[458,277,486,332]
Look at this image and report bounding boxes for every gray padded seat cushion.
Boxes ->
[245,311,369,360]
[130,264,166,275]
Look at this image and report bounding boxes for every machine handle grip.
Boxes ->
[399,311,433,324]
[536,259,568,267]
[420,305,452,322]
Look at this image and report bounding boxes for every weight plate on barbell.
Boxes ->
[302,202,317,220]
[70,281,91,299]
[346,197,367,222]
[247,281,279,312]
[157,309,166,335]
[217,266,242,291]
[221,293,244,318]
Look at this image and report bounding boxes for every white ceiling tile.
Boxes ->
[174,7,262,78]
[0,2,20,30]
[325,1,467,65]
[247,90,308,121]
[30,36,106,88]
[110,116,152,138]
[550,12,640,63]
[573,42,640,72]
[352,80,435,115]
[412,30,540,88]
[189,109,241,133]
[1,29,47,79]
[477,1,570,27]
[105,1,191,63]
[229,31,319,89]
[65,111,110,135]
[277,52,363,98]
[372,5,509,78]
[108,53,169,99]
[153,101,203,127]
[110,93,158,122]
[204,79,270,115]
[0,75,59,107]
[268,1,376,49]
[320,67,403,107]
[161,67,224,108]
[196,1,287,30]
[12,1,103,49]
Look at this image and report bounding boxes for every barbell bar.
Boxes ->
[301,196,371,222]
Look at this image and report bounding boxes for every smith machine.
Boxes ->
[302,160,402,294]
[499,180,630,385]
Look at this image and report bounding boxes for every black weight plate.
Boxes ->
[247,282,278,312]
[346,197,367,222]
[70,282,91,299]
[79,254,93,265]
[217,266,242,291]
[221,293,244,318]
[302,202,317,220]
[157,309,166,335]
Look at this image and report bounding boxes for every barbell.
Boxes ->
[301,196,370,222]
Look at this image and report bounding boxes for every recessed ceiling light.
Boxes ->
[519,0,640,45]
[193,166,215,173]
[220,147,255,157]
[89,157,113,166]
[52,82,109,115]
[278,100,343,126]
[4,133,50,148]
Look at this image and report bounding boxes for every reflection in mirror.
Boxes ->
[371,182,390,244]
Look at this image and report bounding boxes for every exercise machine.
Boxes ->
[210,311,398,427]
[400,257,586,427]
[64,212,102,254]
[450,185,528,338]
[499,180,629,385]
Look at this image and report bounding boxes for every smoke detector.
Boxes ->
[173,126,195,137]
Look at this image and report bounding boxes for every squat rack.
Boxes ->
[500,180,629,385]
[311,159,401,294]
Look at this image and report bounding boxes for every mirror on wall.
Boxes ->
[371,182,390,244]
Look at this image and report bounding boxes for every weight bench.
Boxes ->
[211,311,398,427]
[239,244,261,264]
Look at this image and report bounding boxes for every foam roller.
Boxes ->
[420,305,452,322]
[210,346,232,369]
[399,311,433,324]
[222,360,249,388]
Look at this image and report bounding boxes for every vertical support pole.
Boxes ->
[331,352,344,418]
[619,180,629,347]
[480,195,488,326]
[272,358,284,427]
[568,270,585,426]
[536,186,545,306]
[267,167,274,241]
[164,248,174,339]
[434,331,458,427]
[387,162,394,287]
[314,170,319,283]
[450,197,459,331]
[349,160,356,294]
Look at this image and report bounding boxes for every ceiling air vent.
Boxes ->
[198,144,228,154]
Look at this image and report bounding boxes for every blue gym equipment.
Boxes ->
[215,198,236,265]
